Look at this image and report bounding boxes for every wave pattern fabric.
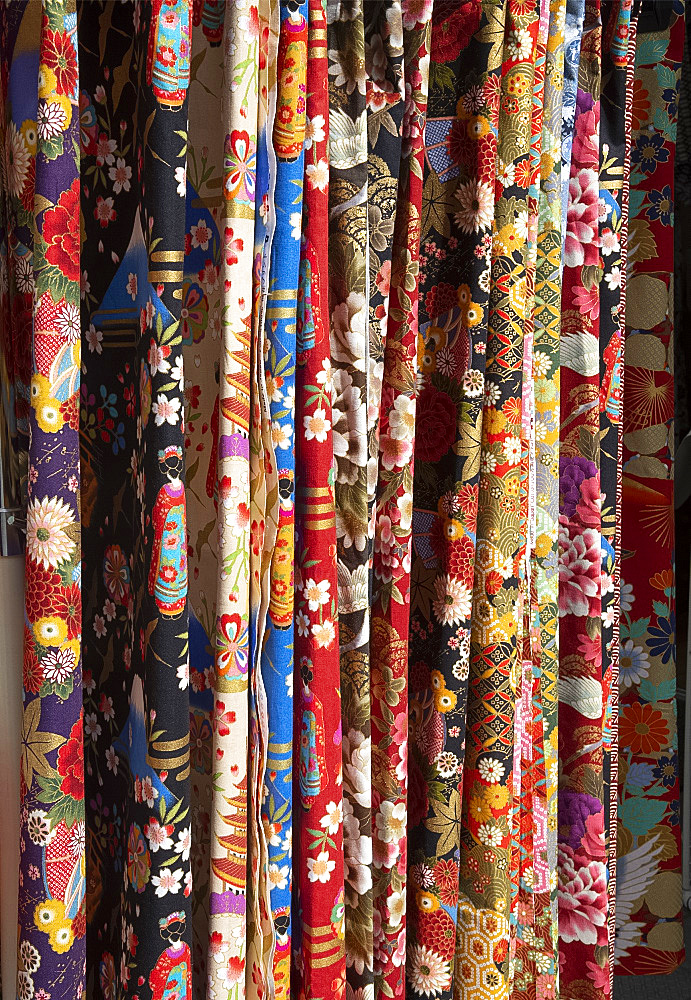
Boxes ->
[0,3,687,1000]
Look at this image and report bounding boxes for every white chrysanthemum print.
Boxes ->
[478,757,505,784]
[56,302,81,344]
[462,368,484,398]
[26,495,76,569]
[4,120,29,197]
[432,574,472,626]
[27,810,51,847]
[20,940,41,973]
[454,178,494,234]
[407,944,451,996]
[478,822,503,847]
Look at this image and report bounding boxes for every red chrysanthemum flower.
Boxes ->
[25,562,63,621]
[52,582,81,639]
[446,534,475,585]
[418,907,456,960]
[23,645,44,695]
[42,27,78,97]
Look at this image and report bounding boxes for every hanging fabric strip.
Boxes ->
[182,9,226,989]
[292,7,346,999]
[369,11,431,1000]
[407,6,502,997]
[457,5,537,999]
[524,2,566,994]
[606,9,638,989]
[557,2,608,994]
[17,3,84,999]
[597,2,632,985]
[80,1,194,995]
[261,4,307,997]
[326,3,372,993]
[513,3,558,996]
[205,5,259,997]
[617,1,686,978]
[247,0,280,994]
[364,3,408,997]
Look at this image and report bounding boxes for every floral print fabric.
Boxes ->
[617,2,686,977]
[12,5,85,1000]
[0,3,687,1000]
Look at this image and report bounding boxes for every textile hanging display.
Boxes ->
[0,3,687,1000]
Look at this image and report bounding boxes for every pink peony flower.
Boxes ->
[572,281,600,320]
[572,107,600,170]
[565,168,600,268]
[558,843,608,946]
[558,517,601,618]
[581,809,606,858]
[575,475,602,527]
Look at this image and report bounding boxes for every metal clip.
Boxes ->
[0,389,25,557]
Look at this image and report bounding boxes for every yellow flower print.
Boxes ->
[457,284,471,308]
[49,921,74,954]
[416,891,439,913]
[505,477,520,497]
[466,301,484,327]
[455,96,472,121]
[485,784,509,810]
[495,224,526,256]
[540,149,556,177]
[419,350,437,375]
[435,688,457,713]
[31,373,52,404]
[35,616,67,646]
[430,669,445,693]
[506,70,529,98]
[469,794,492,822]
[62,638,80,663]
[21,120,37,155]
[38,66,58,99]
[467,115,490,139]
[36,397,65,434]
[484,408,506,436]
[443,518,464,541]
[534,531,553,559]
[34,898,65,930]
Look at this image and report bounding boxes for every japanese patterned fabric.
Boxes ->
[0,2,687,1000]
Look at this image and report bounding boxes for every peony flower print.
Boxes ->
[565,167,600,268]
[558,518,600,617]
[557,845,608,947]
